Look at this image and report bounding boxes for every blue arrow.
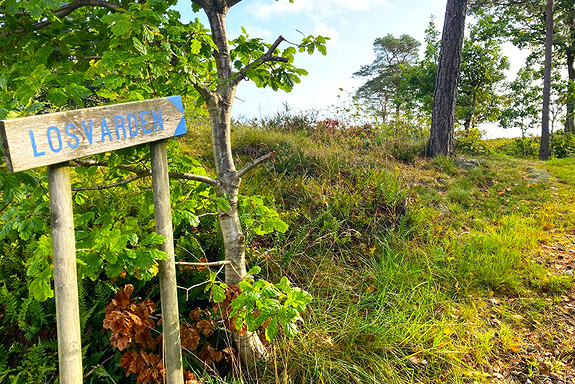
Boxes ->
[167,96,187,137]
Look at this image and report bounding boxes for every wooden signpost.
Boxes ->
[0,96,187,384]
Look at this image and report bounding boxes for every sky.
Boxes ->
[174,0,531,138]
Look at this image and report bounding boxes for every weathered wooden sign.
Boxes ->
[0,96,186,173]
[0,96,187,384]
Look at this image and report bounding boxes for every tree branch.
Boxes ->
[0,201,10,215]
[1,0,125,38]
[175,260,230,267]
[168,171,219,188]
[191,0,208,8]
[228,35,289,88]
[237,151,274,178]
[226,0,243,7]
[72,158,219,188]
[192,81,215,104]
[71,174,146,191]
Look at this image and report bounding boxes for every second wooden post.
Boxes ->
[47,162,83,384]
[150,140,184,384]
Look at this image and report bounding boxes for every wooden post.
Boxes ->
[0,96,188,384]
[47,162,83,384]
[150,141,184,384]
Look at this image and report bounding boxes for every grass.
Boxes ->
[211,119,575,383]
[3,113,572,383]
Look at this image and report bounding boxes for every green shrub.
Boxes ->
[551,130,575,158]
[387,136,427,162]
[454,127,490,155]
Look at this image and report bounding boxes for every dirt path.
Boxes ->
[497,231,575,384]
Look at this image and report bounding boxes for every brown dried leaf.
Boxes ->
[198,343,223,365]
[120,350,145,375]
[184,370,205,384]
[196,319,215,337]
[110,332,132,351]
[181,324,200,352]
[222,346,238,364]
[114,284,134,309]
[189,308,202,322]
[196,257,209,272]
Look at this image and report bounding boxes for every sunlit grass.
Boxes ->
[186,118,575,383]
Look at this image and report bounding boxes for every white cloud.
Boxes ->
[307,14,339,41]
[245,0,390,43]
[248,1,312,21]
[240,25,274,39]
[249,0,390,21]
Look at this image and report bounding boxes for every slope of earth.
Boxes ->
[224,124,575,384]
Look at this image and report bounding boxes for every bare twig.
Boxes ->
[237,152,274,178]
[177,263,227,300]
[197,212,218,218]
[72,158,219,188]
[71,174,145,191]
[83,354,116,381]
[175,260,231,267]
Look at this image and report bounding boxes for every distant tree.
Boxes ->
[470,0,575,133]
[404,18,441,116]
[500,68,541,154]
[457,24,509,133]
[539,0,554,160]
[550,0,574,132]
[354,34,420,125]
[427,0,468,157]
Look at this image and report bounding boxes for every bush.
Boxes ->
[454,127,490,155]
[387,136,427,162]
[551,130,575,158]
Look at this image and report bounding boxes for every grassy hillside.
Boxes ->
[1,117,574,384]
[216,120,575,383]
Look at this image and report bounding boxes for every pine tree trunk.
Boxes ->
[463,117,471,133]
[539,0,553,161]
[427,0,467,157]
[566,50,575,133]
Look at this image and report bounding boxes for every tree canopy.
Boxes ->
[0,0,327,368]
[353,34,420,123]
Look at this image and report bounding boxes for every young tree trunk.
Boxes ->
[427,0,468,157]
[539,0,554,161]
[194,2,269,360]
[203,90,268,365]
[395,103,401,133]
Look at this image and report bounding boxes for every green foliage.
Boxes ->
[0,341,58,384]
[0,0,324,118]
[387,136,427,162]
[457,24,509,130]
[499,67,541,146]
[471,0,574,137]
[353,34,421,123]
[208,266,312,342]
[230,30,327,93]
[240,195,288,237]
[551,130,575,158]
[454,127,490,155]
[487,136,541,159]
